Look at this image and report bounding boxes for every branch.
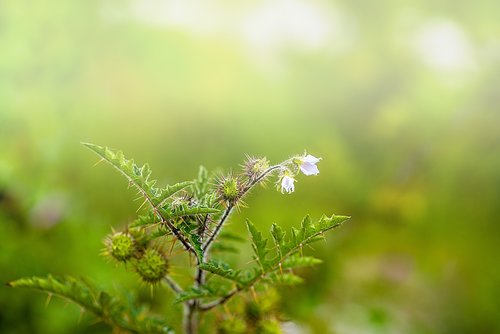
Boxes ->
[202,165,282,253]
[199,288,238,311]
[163,276,184,295]
[200,216,348,310]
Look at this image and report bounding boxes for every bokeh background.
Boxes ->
[1,0,500,333]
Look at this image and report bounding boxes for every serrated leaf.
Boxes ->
[219,232,245,243]
[175,286,220,304]
[264,273,303,286]
[155,181,193,208]
[8,275,172,333]
[246,220,270,271]
[280,256,322,270]
[160,206,220,220]
[129,212,158,228]
[83,143,159,207]
[83,143,196,212]
[271,223,285,256]
[193,165,209,199]
[211,243,239,254]
[199,259,243,284]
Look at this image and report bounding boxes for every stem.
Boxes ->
[187,162,287,331]
[199,288,238,311]
[183,302,198,334]
[202,164,282,253]
[163,276,183,295]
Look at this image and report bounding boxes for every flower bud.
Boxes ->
[107,232,136,262]
[134,248,168,284]
[244,156,269,179]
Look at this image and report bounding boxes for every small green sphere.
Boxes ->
[218,317,247,334]
[109,232,136,262]
[135,249,168,283]
[218,176,240,202]
[257,319,282,334]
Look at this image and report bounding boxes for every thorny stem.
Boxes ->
[202,164,283,253]
[185,161,288,333]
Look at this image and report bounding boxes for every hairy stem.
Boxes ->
[202,164,282,253]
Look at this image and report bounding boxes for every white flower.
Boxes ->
[280,174,295,194]
[299,154,321,176]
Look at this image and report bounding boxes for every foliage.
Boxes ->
[7,144,348,333]
[7,275,172,333]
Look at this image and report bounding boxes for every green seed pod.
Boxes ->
[217,174,241,203]
[218,317,247,334]
[257,318,282,334]
[134,248,168,284]
[244,156,270,180]
[107,232,136,262]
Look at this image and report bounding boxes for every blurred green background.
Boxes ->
[1,0,500,333]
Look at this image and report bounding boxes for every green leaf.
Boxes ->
[83,143,160,206]
[83,143,192,211]
[7,275,172,333]
[193,165,210,199]
[280,255,322,270]
[129,212,158,228]
[160,206,220,220]
[246,220,270,271]
[270,223,285,256]
[175,286,221,304]
[241,214,349,289]
[281,214,350,256]
[199,259,243,284]
[219,232,245,243]
[264,273,303,286]
[155,181,193,208]
[211,243,239,254]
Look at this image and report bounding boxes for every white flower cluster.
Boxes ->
[279,154,321,194]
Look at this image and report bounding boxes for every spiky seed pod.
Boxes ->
[106,232,136,262]
[216,174,241,203]
[134,248,168,284]
[244,156,269,180]
[218,317,247,334]
[257,319,282,334]
[245,299,263,324]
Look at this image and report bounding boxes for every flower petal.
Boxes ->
[303,154,321,164]
[300,163,319,176]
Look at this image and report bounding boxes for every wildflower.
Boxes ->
[298,154,321,176]
[280,174,295,194]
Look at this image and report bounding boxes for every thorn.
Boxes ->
[92,158,105,167]
[168,238,177,256]
[133,195,144,202]
[45,293,53,307]
[136,199,148,213]
[78,307,85,324]
[250,286,258,302]
[279,262,283,275]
